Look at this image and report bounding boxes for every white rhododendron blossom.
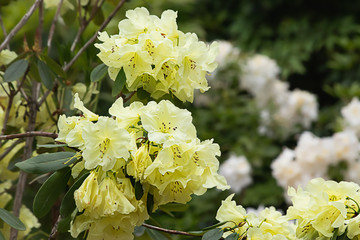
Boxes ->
[287,178,360,239]
[56,95,228,239]
[95,7,219,102]
[239,54,318,137]
[342,97,360,136]
[272,130,360,192]
[216,194,296,239]
[219,155,252,193]
[214,40,240,70]
[240,54,279,106]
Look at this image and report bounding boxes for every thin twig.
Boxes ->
[10,82,40,240]
[142,223,202,237]
[47,0,64,51]
[124,91,136,103]
[0,131,58,141]
[0,83,10,96]
[70,0,104,51]
[48,215,61,240]
[37,82,56,108]
[19,87,30,102]
[0,14,9,49]
[63,0,126,72]
[0,138,24,161]
[0,0,42,51]
[36,0,44,50]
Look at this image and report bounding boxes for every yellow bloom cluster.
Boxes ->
[287,178,360,239]
[95,7,219,102]
[216,194,296,239]
[57,94,228,239]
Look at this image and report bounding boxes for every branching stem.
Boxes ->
[0,0,42,51]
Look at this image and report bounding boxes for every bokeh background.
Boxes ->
[2,0,360,239]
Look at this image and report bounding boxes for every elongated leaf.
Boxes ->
[147,193,154,215]
[146,228,170,240]
[0,231,4,240]
[202,221,229,231]
[112,68,126,97]
[60,172,90,217]
[37,143,68,148]
[90,63,107,82]
[202,228,223,240]
[225,233,239,240]
[57,212,73,233]
[0,208,26,230]
[16,152,77,174]
[137,88,150,100]
[38,59,54,90]
[4,59,28,82]
[135,181,144,200]
[40,54,66,78]
[33,168,71,218]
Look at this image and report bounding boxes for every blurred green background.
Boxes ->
[2,0,360,239]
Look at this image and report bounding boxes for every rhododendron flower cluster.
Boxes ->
[215,194,296,239]
[56,94,228,239]
[95,7,218,102]
[272,98,360,195]
[239,54,318,137]
[287,178,360,239]
[272,130,360,193]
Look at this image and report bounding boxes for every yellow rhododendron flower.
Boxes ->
[0,49,17,66]
[216,194,296,239]
[140,100,196,145]
[71,173,149,240]
[95,177,136,216]
[287,178,360,239]
[81,116,131,171]
[95,7,219,102]
[109,97,143,129]
[74,171,101,214]
[216,194,248,237]
[127,144,153,182]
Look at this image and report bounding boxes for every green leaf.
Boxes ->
[4,59,28,82]
[147,193,154,215]
[37,143,68,148]
[202,221,229,231]
[90,63,107,82]
[137,88,150,100]
[60,172,90,218]
[0,231,4,240]
[40,54,66,79]
[37,59,54,90]
[202,228,224,240]
[112,68,126,97]
[225,233,239,240]
[28,61,41,83]
[135,181,144,200]
[0,208,26,230]
[33,168,71,218]
[146,228,170,240]
[57,212,73,233]
[16,152,77,174]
